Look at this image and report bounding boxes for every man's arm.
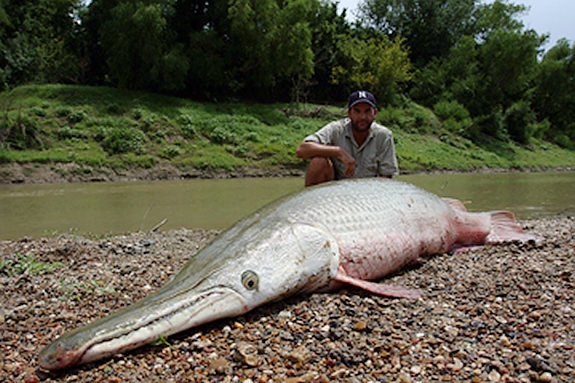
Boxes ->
[296,141,340,159]
[296,141,356,177]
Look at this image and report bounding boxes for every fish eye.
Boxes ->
[241,270,258,291]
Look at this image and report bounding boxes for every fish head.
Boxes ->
[190,220,341,311]
[38,220,339,370]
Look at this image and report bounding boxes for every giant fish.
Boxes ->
[39,179,538,370]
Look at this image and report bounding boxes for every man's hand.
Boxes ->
[337,147,356,177]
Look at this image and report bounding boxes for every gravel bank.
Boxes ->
[1,217,573,383]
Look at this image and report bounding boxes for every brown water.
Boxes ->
[0,172,573,240]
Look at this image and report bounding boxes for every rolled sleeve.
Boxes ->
[303,121,345,145]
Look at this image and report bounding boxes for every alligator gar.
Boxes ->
[38,178,538,370]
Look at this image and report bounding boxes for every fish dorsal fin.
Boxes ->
[333,267,421,299]
[443,197,468,212]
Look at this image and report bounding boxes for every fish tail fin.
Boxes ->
[485,211,542,244]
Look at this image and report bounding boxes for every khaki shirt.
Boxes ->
[304,118,399,179]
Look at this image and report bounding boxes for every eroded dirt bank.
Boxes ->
[0,163,304,184]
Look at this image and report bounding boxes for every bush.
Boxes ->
[503,101,536,144]
[554,134,574,149]
[210,126,238,144]
[0,113,47,150]
[101,128,146,155]
[474,111,504,140]
[54,107,87,124]
[30,107,47,117]
[161,144,181,159]
[68,110,87,124]
[433,100,470,121]
[55,106,72,118]
[178,114,199,139]
[433,100,472,134]
[106,102,122,114]
[57,126,89,140]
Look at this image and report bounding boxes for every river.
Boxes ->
[1,171,573,240]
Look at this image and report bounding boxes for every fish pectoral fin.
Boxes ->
[333,270,421,299]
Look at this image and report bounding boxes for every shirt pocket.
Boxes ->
[361,156,379,176]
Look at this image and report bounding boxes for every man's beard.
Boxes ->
[351,120,372,133]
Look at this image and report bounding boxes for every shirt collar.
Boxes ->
[345,120,375,148]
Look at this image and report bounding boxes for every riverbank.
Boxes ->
[2,161,575,185]
[0,162,305,184]
[3,85,575,185]
[1,216,573,382]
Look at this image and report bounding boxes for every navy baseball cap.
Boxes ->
[348,90,377,109]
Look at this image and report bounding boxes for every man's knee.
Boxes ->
[305,157,334,187]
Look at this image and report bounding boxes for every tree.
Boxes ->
[99,0,189,91]
[308,1,354,102]
[272,0,315,104]
[408,0,544,142]
[0,0,84,88]
[332,34,412,106]
[472,0,528,42]
[227,0,316,100]
[359,0,476,66]
[533,39,575,148]
[81,0,120,85]
[477,28,541,113]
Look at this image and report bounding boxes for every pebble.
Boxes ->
[235,342,259,367]
[537,372,554,382]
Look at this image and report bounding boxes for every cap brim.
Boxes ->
[348,99,377,109]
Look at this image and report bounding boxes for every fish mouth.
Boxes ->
[39,286,246,370]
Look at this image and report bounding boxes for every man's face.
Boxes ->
[348,102,377,132]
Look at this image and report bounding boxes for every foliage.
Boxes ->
[0,106,49,150]
[100,1,189,91]
[0,253,64,276]
[100,127,147,155]
[1,85,575,176]
[226,0,315,99]
[0,0,83,89]
[503,100,536,144]
[359,0,476,65]
[532,39,575,149]
[0,0,573,150]
[408,1,548,144]
[433,100,472,135]
[331,35,412,106]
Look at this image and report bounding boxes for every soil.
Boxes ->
[1,216,574,383]
[0,163,305,184]
[2,162,574,185]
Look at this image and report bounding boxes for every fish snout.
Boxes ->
[39,341,83,370]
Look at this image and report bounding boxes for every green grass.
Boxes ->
[59,278,117,301]
[0,253,64,276]
[1,84,574,175]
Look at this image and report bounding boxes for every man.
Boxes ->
[296,90,399,187]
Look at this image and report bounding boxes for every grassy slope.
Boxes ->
[1,84,574,176]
